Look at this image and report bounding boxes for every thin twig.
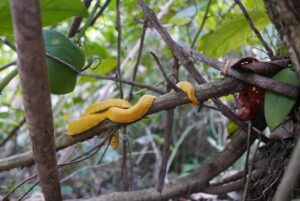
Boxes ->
[116,0,124,98]
[90,0,112,26]
[167,122,199,173]
[46,53,81,74]
[150,52,181,92]
[129,20,148,100]
[210,171,245,187]
[0,117,26,147]
[244,135,262,200]
[3,174,38,200]
[120,0,174,70]
[68,0,93,38]
[97,136,113,164]
[0,61,17,71]
[234,0,274,58]
[0,37,16,51]
[190,0,212,48]
[121,129,129,191]
[76,0,100,39]
[18,180,39,201]
[156,108,174,192]
[242,121,252,201]
[80,72,165,94]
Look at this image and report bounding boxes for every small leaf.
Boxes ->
[198,11,270,58]
[168,17,191,26]
[227,121,240,139]
[80,59,117,83]
[84,42,109,59]
[264,68,299,130]
[89,59,117,75]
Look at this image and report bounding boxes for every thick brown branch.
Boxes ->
[0,78,242,171]
[9,0,62,200]
[264,0,300,77]
[185,48,299,98]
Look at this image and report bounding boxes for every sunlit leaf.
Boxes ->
[198,11,270,58]
[227,121,240,139]
[168,17,191,26]
[264,68,299,130]
[90,59,117,75]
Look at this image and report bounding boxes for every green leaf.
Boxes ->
[41,0,88,27]
[84,42,109,59]
[198,11,270,58]
[227,121,240,139]
[80,59,117,83]
[0,0,88,36]
[264,69,299,130]
[245,0,265,10]
[89,58,117,75]
[0,117,18,126]
[168,17,191,26]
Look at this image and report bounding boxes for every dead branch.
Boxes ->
[185,48,298,98]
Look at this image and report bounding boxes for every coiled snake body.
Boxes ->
[67,81,199,136]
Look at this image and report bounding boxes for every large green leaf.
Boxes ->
[198,11,270,58]
[264,69,299,130]
[0,0,88,36]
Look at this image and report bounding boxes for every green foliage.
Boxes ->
[44,29,85,94]
[264,69,299,130]
[91,59,117,75]
[0,0,88,36]
[227,121,240,139]
[198,11,270,58]
[168,17,191,26]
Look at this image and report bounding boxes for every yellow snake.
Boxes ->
[67,81,199,147]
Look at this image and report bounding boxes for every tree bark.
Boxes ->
[9,0,62,200]
[262,1,300,200]
[264,0,300,77]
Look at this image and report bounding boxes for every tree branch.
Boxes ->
[0,78,242,171]
[74,129,255,201]
[68,0,92,38]
[185,48,298,98]
[9,0,62,200]
[80,72,165,94]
